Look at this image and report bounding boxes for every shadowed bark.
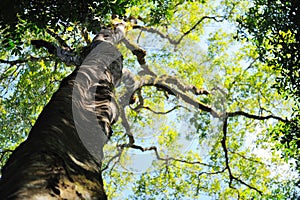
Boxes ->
[0,37,123,199]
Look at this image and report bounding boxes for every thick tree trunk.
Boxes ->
[0,40,123,199]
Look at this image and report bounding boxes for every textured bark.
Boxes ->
[0,41,123,199]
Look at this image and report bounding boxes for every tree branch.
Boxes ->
[122,68,287,124]
[132,105,190,115]
[101,149,123,172]
[227,110,288,122]
[46,29,70,50]
[177,16,226,45]
[228,149,271,167]
[132,15,227,46]
[221,116,263,195]
[138,80,219,117]
[119,108,135,144]
[117,144,215,168]
[122,38,146,65]
[196,168,227,196]
[31,40,56,54]
[133,25,178,45]
[160,74,210,95]
[0,56,49,66]
[31,39,82,66]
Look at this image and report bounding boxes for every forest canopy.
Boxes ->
[0,0,299,199]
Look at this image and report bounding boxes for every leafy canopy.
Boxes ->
[1,0,299,199]
[239,0,300,179]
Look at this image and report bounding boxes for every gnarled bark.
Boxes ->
[0,37,123,199]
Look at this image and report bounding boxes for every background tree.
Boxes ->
[0,0,298,199]
[239,0,300,194]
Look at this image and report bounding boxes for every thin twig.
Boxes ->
[196,168,227,196]
[101,150,123,172]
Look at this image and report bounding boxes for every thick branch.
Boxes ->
[160,74,210,95]
[123,69,287,123]
[121,38,157,77]
[30,23,126,67]
[119,108,135,144]
[31,40,82,66]
[122,38,146,65]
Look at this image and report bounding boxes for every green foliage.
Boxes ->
[238,0,300,99]
[0,24,73,169]
[238,0,300,181]
[0,0,127,28]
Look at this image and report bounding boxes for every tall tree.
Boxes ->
[239,0,300,188]
[0,0,298,199]
[0,16,125,200]
[0,0,130,199]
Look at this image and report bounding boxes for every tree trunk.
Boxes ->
[0,40,123,199]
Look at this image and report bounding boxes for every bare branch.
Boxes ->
[228,149,271,167]
[132,15,226,46]
[227,110,288,122]
[122,69,287,127]
[132,105,190,115]
[119,108,135,144]
[133,25,178,45]
[121,38,157,77]
[0,56,49,66]
[101,150,123,172]
[177,16,226,45]
[221,116,263,195]
[117,144,214,168]
[196,168,227,196]
[221,116,231,178]
[232,176,263,195]
[46,29,70,50]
